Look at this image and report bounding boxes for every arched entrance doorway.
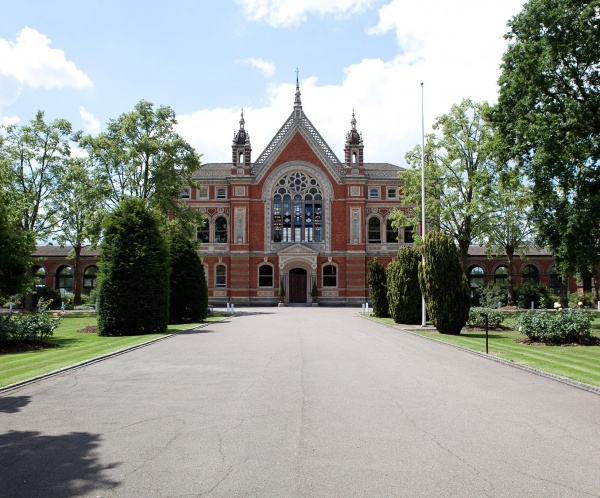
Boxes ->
[289,268,308,303]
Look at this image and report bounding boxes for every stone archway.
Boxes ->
[288,268,308,303]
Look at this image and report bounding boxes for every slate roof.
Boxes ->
[33,246,100,257]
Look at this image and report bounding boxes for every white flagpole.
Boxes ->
[421,82,427,327]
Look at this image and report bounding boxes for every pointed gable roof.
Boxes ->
[252,79,345,182]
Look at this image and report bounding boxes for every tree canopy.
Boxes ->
[492,0,600,280]
[391,99,496,273]
[82,100,202,228]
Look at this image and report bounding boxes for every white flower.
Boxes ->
[554,302,561,309]
[518,326,523,332]
[578,301,583,307]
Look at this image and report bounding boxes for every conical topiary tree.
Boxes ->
[387,246,422,324]
[97,197,170,336]
[418,231,470,334]
[169,225,208,323]
[367,258,389,317]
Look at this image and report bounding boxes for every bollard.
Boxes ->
[9,302,13,314]
[531,301,534,310]
[231,303,235,315]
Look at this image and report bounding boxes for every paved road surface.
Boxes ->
[1,307,600,497]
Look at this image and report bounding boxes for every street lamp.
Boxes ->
[421,82,427,327]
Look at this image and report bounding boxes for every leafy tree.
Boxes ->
[49,158,109,305]
[492,0,600,305]
[82,100,202,228]
[97,197,170,336]
[387,246,421,324]
[484,168,535,305]
[0,203,34,301]
[367,259,389,318]
[0,111,80,239]
[391,99,496,274]
[419,231,470,335]
[169,225,208,323]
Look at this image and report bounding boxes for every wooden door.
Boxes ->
[289,269,307,303]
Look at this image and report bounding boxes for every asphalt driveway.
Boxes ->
[1,307,599,497]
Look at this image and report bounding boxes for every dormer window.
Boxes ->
[180,187,191,199]
[387,188,397,199]
[216,187,226,199]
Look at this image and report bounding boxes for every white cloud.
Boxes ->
[79,106,101,135]
[238,58,276,78]
[179,0,525,166]
[1,115,20,127]
[237,0,374,27]
[0,27,92,90]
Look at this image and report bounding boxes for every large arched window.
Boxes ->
[368,217,381,243]
[386,219,398,243]
[522,265,540,284]
[83,266,98,294]
[468,265,485,288]
[258,265,273,287]
[323,264,337,287]
[35,267,46,287]
[56,266,73,294]
[494,265,508,282]
[214,217,228,243]
[215,264,226,287]
[197,218,209,243]
[272,172,323,243]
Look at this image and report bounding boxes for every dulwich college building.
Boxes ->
[33,84,581,305]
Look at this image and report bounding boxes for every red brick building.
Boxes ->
[30,85,587,305]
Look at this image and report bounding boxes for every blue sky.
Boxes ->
[1,0,526,164]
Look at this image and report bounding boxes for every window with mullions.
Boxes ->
[494,266,508,282]
[215,264,226,287]
[215,217,227,243]
[83,266,98,294]
[35,267,46,287]
[368,217,381,243]
[468,266,486,288]
[56,266,73,294]
[197,218,209,243]
[386,219,398,243]
[258,265,273,287]
[272,172,323,243]
[323,264,337,287]
[522,265,540,284]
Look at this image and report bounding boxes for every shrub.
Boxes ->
[466,307,505,328]
[97,198,170,336]
[478,280,509,308]
[4,298,63,343]
[419,231,470,335]
[387,246,421,324]
[569,292,595,308]
[518,309,592,344]
[169,226,208,324]
[0,315,18,343]
[515,282,555,309]
[367,259,389,318]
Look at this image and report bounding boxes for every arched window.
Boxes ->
[215,217,228,243]
[35,267,46,287]
[56,266,73,294]
[468,265,485,288]
[215,264,226,287]
[386,219,398,243]
[522,265,539,284]
[368,217,381,243]
[494,265,508,282]
[323,264,337,287]
[272,172,323,243]
[83,266,99,294]
[549,266,562,294]
[258,265,273,287]
[197,218,209,243]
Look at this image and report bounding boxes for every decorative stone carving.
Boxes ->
[350,186,361,197]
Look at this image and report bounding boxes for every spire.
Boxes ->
[239,108,245,129]
[294,68,303,118]
[351,108,357,130]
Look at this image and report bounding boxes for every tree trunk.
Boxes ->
[73,245,82,306]
[458,240,470,276]
[506,246,515,306]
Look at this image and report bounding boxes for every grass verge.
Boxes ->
[367,312,600,388]
[0,312,226,389]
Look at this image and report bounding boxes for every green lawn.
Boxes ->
[368,312,600,388]
[0,312,225,389]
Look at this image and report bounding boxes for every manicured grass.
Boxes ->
[0,312,225,389]
[367,312,600,388]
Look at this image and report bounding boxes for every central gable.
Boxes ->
[253,111,345,184]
